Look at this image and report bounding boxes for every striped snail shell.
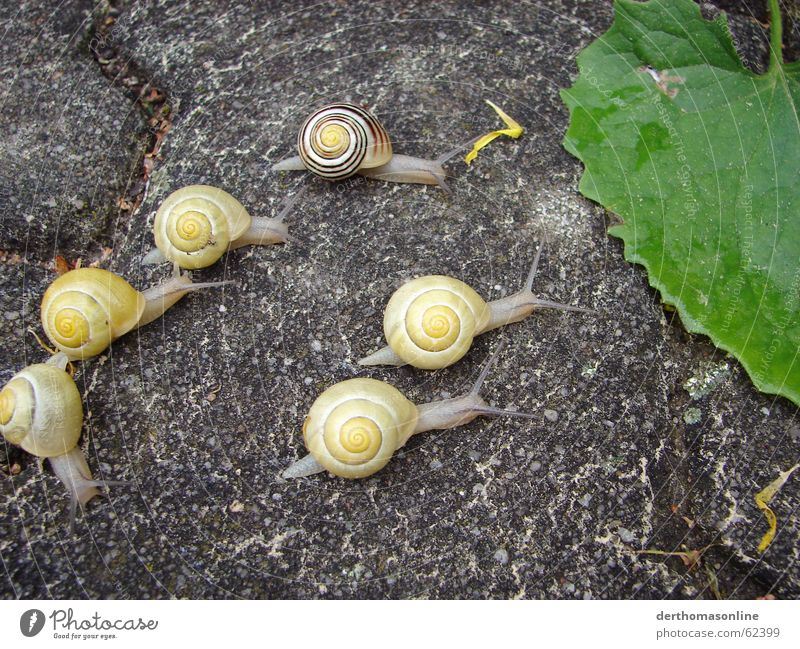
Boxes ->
[41,268,145,361]
[0,363,82,458]
[153,185,252,270]
[297,103,392,180]
[383,276,491,370]
[302,378,419,479]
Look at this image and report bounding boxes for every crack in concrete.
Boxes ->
[88,3,173,220]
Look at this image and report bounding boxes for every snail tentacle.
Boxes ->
[525,297,595,314]
[482,245,594,333]
[138,274,233,327]
[414,342,535,434]
[436,135,483,166]
[231,185,306,248]
[468,336,504,394]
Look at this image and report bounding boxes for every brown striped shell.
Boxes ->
[297,103,392,180]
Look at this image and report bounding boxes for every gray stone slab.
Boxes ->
[0,2,146,261]
[0,1,797,599]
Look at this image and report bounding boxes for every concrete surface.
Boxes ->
[0,0,798,599]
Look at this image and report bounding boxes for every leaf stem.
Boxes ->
[768,0,783,73]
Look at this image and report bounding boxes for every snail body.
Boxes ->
[273,102,468,191]
[41,267,228,362]
[359,246,593,369]
[0,362,127,529]
[282,343,535,480]
[144,185,297,270]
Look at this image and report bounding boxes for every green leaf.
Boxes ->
[561,0,800,405]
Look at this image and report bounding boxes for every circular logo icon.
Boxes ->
[20,609,45,637]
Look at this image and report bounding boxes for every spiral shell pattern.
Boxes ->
[303,378,418,478]
[297,103,392,180]
[384,276,491,370]
[41,268,145,361]
[0,364,83,457]
[153,185,252,270]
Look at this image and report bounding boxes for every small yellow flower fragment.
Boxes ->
[464,100,524,165]
[755,463,800,553]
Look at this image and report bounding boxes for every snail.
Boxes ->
[142,185,304,270]
[41,267,230,362]
[282,342,535,479]
[272,102,474,191]
[0,359,128,530]
[359,245,593,369]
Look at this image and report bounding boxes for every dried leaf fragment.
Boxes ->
[27,327,57,356]
[54,255,81,274]
[637,548,700,570]
[755,463,800,553]
[637,543,716,572]
[54,256,70,276]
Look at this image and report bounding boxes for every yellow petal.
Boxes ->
[485,100,524,136]
[465,100,524,165]
[755,463,800,553]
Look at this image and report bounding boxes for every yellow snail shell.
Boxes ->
[40,267,228,362]
[297,103,393,180]
[153,185,252,270]
[0,363,82,457]
[41,268,145,361]
[302,378,419,479]
[1,362,130,529]
[383,276,490,370]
